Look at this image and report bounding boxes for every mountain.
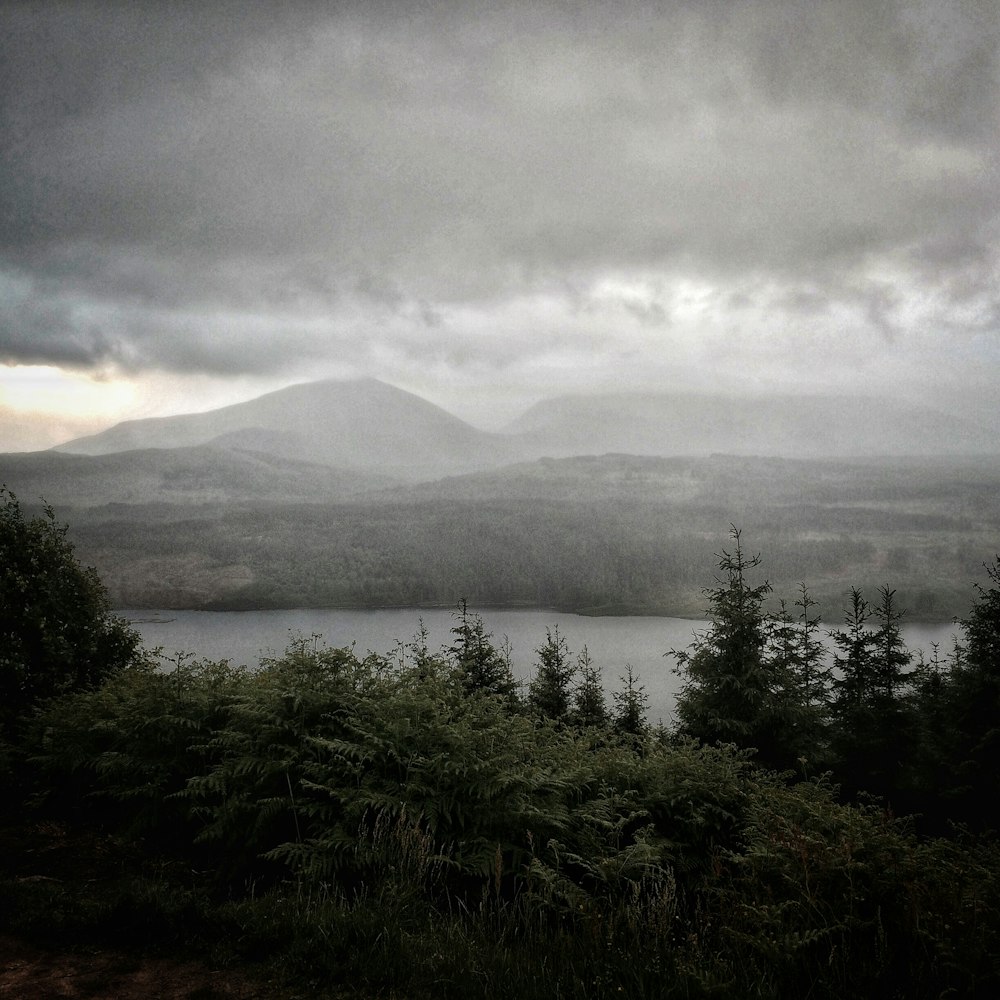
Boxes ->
[505,391,998,459]
[47,381,997,498]
[55,378,519,479]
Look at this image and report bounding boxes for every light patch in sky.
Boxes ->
[0,366,136,420]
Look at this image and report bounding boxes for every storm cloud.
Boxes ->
[1,1,998,429]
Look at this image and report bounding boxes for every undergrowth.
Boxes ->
[4,640,998,998]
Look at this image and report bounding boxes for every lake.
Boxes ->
[120,606,963,724]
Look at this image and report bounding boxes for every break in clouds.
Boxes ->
[1,0,998,423]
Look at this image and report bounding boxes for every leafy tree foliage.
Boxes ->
[0,487,141,739]
[11,516,1000,998]
[21,629,1000,1000]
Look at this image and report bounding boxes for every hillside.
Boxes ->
[0,445,396,507]
[48,381,999,482]
[23,452,996,619]
[54,378,519,480]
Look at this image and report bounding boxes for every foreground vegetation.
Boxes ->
[3,489,1000,997]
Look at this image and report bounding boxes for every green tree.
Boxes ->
[830,588,876,711]
[572,645,609,728]
[938,556,1000,827]
[672,527,802,769]
[830,587,916,805]
[527,626,575,721]
[611,662,648,740]
[794,583,829,712]
[871,586,912,702]
[768,589,830,770]
[0,487,141,740]
[448,599,518,705]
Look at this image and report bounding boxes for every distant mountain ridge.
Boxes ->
[55,378,519,480]
[505,390,997,459]
[46,378,998,486]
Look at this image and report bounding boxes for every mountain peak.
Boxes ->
[54,377,514,478]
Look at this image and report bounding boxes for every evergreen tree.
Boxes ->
[672,527,802,769]
[871,586,912,702]
[612,663,648,740]
[906,640,958,829]
[830,588,876,711]
[938,556,1000,827]
[767,590,830,771]
[449,599,519,705]
[829,587,915,806]
[572,645,609,728]
[794,583,829,712]
[527,626,575,721]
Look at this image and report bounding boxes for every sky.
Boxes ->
[1,0,998,451]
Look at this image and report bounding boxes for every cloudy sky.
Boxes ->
[1,0,998,450]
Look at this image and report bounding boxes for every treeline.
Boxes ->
[2,489,1000,998]
[670,527,1000,834]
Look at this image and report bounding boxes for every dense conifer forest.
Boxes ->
[3,488,1000,997]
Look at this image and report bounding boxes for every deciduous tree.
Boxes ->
[1,487,141,740]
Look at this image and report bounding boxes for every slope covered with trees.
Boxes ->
[29,453,996,620]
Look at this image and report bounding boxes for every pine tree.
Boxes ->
[829,587,915,805]
[938,556,1000,827]
[871,586,912,703]
[449,599,519,705]
[767,592,829,771]
[830,588,876,711]
[572,645,609,728]
[672,527,801,769]
[612,663,648,740]
[527,626,575,721]
[794,583,829,711]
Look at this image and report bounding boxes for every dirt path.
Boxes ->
[0,934,274,999]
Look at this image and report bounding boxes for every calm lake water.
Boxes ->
[120,607,963,724]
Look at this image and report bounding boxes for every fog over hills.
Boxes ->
[506,392,998,460]
[48,379,998,483]
[54,378,518,480]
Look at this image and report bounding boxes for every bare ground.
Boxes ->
[0,933,273,999]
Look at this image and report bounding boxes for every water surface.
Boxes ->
[122,607,960,724]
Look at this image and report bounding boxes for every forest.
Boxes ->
[22,451,1000,621]
[2,488,999,998]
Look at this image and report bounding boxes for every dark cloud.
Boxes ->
[0,1,997,391]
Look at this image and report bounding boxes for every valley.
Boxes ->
[2,379,998,621]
